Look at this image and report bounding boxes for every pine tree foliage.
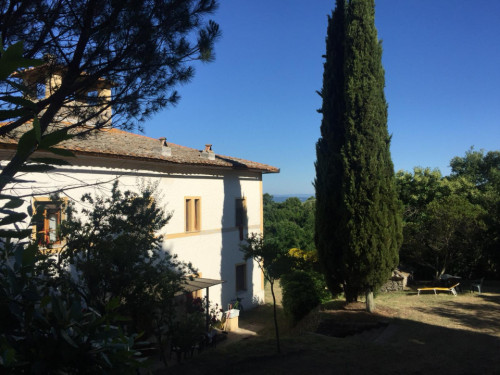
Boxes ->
[0,0,220,193]
[315,0,402,303]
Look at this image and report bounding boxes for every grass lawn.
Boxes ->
[167,281,500,374]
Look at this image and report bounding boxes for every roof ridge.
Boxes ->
[107,128,200,151]
[0,124,280,173]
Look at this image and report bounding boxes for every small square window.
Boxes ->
[236,263,247,292]
[185,197,201,232]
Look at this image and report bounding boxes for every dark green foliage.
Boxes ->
[398,149,500,279]
[315,0,346,298]
[315,0,402,302]
[171,305,205,355]
[0,209,143,373]
[0,40,42,80]
[405,192,485,279]
[450,149,500,277]
[450,148,500,190]
[59,182,194,335]
[262,195,330,324]
[263,194,329,303]
[263,194,315,253]
[281,270,322,324]
[0,181,197,372]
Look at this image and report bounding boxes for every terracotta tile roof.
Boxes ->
[0,125,280,173]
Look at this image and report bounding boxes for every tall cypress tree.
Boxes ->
[315,0,347,298]
[315,0,402,311]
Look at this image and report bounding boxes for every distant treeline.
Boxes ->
[270,194,313,203]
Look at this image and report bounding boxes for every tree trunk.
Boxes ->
[270,281,281,354]
[366,290,374,313]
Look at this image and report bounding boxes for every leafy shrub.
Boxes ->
[59,182,195,337]
[0,221,143,373]
[280,270,322,324]
[0,182,194,372]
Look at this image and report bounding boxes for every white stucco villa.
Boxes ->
[0,69,279,311]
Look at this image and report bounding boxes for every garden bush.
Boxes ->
[280,270,322,324]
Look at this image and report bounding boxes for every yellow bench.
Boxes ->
[417,283,460,296]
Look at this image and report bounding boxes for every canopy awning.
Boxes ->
[176,277,225,296]
[176,277,226,332]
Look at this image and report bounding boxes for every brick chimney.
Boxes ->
[15,64,114,127]
[97,85,112,126]
[159,137,171,156]
[200,144,215,160]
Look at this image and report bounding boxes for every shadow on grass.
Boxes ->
[413,298,500,333]
[320,300,346,311]
[478,293,500,306]
[238,302,291,336]
[167,316,500,375]
[405,292,420,296]
[166,285,500,375]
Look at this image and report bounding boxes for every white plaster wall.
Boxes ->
[1,156,265,309]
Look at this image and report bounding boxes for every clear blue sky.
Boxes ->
[145,1,500,195]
